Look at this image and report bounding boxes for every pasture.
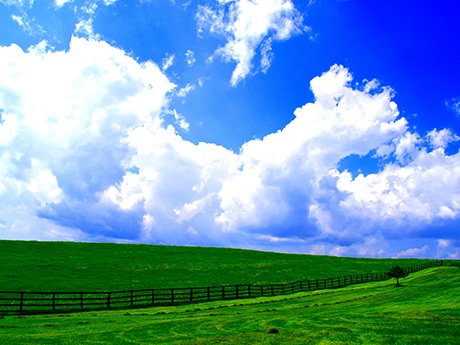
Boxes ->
[0,240,458,344]
[0,267,459,344]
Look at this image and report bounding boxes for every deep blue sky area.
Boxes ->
[1,0,460,258]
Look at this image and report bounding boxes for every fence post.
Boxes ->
[316,280,319,289]
[260,286,264,296]
[190,288,193,302]
[308,281,311,290]
[291,282,295,293]
[131,290,134,307]
[271,284,274,295]
[152,289,155,305]
[19,292,24,313]
[207,286,211,301]
[52,293,56,311]
[248,285,251,298]
[300,281,303,291]
[81,292,84,310]
[236,285,239,298]
[107,292,111,309]
[171,289,175,304]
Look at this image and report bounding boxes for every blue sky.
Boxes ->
[1,0,460,258]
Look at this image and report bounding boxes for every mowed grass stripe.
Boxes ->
[0,240,437,292]
[0,267,458,344]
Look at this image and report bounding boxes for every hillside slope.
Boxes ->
[0,240,435,292]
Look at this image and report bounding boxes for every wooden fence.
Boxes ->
[0,260,443,315]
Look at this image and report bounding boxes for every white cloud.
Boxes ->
[396,245,429,258]
[185,50,196,66]
[213,65,460,256]
[11,14,23,24]
[393,132,421,164]
[0,36,174,240]
[0,112,17,145]
[1,37,459,258]
[436,240,460,259]
[336,146,460,234]
[74,0,118,39]
[172,109,190,131]
[176,83,195,98]
[0,0,33,7]
[101,119,241,243]
[26,159,63,206]
[216,65,406,236]
[260,38,274,73]
[162,54,175,71]
[197,0,307,85]
[54,0,72,8]
[74,2,99,38]
[427,128,459,149]
[174,194,214,223]
[11,13,45,36]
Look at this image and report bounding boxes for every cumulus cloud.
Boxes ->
[337,147,460,227]
[117,64,459,257]
[0,36,174,240]
[197,0,307,85]
[1,37,459,258]
[214,65,414,249]
[427,128,459,149]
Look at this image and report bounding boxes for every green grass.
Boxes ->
[0,240,437,292]
[0,267,458,344]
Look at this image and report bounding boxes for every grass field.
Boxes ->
[0,240,437,292]
[0,266,459,344]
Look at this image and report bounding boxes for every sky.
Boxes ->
[0,0,460,259]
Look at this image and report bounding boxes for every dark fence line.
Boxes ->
[0,260,444,315]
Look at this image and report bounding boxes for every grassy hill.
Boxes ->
[0,240,436,292]
[0,266,458,344]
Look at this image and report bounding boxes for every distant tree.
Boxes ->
[388,266,409,286]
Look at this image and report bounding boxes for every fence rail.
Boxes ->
[0,260,443,315]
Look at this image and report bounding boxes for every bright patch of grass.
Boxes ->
[0,267,458,344]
